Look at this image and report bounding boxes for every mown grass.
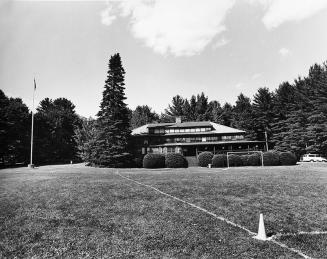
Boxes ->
[0,163,326,258]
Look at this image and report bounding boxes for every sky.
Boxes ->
[1,0,327,118]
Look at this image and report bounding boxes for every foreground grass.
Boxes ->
[0,163,326,258]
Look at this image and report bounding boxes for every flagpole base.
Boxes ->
[28,164,35,168]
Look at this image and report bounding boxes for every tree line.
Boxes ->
[0,91,81,166]
[1,55,326,167]
[130,62,327,157]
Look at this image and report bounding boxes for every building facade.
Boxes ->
[131,118,266,157]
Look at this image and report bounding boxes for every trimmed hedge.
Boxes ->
[133,157,144,168]
[263,151,280,166]
[165,153,188,168]
[212,154,227,167]
[248,153,261,166]
[228,154,243,167]
[240,153,261,166]
[241,155,250,166]
[143,154,165,168]
[279,151,297,165]
[198,152,214,167]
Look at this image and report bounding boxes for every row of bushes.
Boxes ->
[140,153,188,168]
[198,151,297,167]
[136,150,297,169]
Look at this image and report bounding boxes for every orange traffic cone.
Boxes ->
[254,213,268,241]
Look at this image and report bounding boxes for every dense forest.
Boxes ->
[131,62,327,158]
[1,60,326,166]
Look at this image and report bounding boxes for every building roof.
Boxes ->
[131,121,245,135]
[147,123,175,128]
[168,121,212,128]
[150,140,264,147]
[210,122,245,134]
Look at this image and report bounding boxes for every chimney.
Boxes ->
[175,116,182,124]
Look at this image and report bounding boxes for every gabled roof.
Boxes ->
[147,123,175,128]
[210,122,245,134]
[168,121,212,128]
[131,121,245,135]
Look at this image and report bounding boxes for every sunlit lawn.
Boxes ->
[0,163,326,258]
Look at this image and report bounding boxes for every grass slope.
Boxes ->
[0,163,326,258]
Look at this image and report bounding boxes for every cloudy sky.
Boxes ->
[1,0,327,117]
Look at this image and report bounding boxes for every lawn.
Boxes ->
[0,163,326,258]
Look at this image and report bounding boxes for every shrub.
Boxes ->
[185,156,198,167]
[133,157,144,168]
[143,153,165,168]
[198,151,213,167]
[183,157,189,168]
[241,155,250,166]
[212,154,227,167]
[228,154,243,167]
[263,151,280,166]
[279,151,297,165]
[247,153,261,166]
[165,153,188,168]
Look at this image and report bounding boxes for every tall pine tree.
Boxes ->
[95,53,131,167]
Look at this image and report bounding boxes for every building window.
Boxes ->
[207,136,218,142]
[180,128,185,133]
[222,135,232,140]
[196,128,201,132]
[167,147,174,153]
[200,128,205,132]
[144,140,148,145]
[202,137,207,142]
[185,128,190,133]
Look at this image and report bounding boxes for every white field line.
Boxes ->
[274,231,327,238]
[116,171,312,259]
[116,171,255,236]
[270,239,312,259]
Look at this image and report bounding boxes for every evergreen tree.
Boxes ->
[0,90,30,164]
[233,93,255,139]
[195,92,209,120]
[165,95,185,117]
[131,105,159,128]
[159,113,175,123]
[207,100,222,123]
[95,53,131,167]
[182,99,192,121]
[74,117,98,163]
[252,87,274,141]
[219,103,234,126]
[189,95,197,121]
[34,97,80,164]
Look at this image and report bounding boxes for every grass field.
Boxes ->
[0,163,326,258]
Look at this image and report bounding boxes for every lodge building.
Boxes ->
[131,117,266,157]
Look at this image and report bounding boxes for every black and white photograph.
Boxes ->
[1,0,327,258]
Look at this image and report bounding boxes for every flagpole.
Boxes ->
[265,130,269,152]
[28,78,36,168]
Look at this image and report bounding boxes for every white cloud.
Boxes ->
[235,82,243,89]
[212,37,230,49]
[101,0,235,56]
[279,47,290,57]
[101,3,116,26]
[251,73,262,80]
[259,0,327,29]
